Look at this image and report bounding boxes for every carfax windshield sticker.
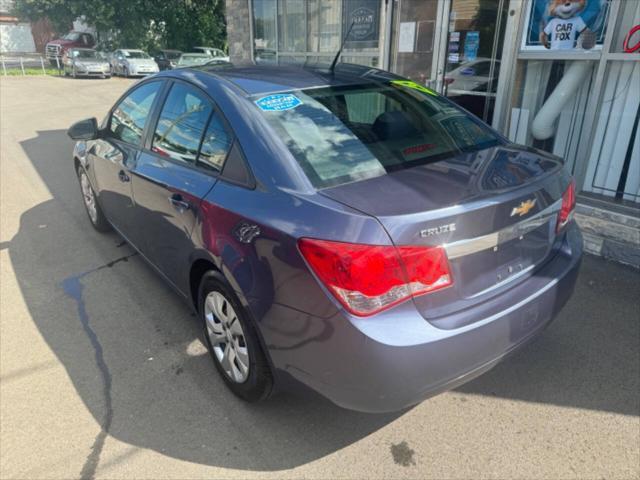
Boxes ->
[255,94,302,112]
[389,80,437,96]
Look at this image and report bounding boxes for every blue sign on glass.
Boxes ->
[464,31,479,62]
[255,94,302,112]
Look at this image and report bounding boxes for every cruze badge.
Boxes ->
[510,198,537,217]
[420,223,456,238]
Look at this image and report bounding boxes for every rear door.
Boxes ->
[90,80,163,241]
[131,80,233,294]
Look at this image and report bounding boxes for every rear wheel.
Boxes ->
[77,167,111,232]
[199,271,273,402]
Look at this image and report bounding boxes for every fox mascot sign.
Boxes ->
[540,0,595,50]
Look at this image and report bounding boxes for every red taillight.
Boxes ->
[298,238,452,316]
[556,179,576,232]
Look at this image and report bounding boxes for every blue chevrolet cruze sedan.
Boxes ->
[68,63,582,412]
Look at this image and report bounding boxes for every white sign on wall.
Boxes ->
[398,22,416,53]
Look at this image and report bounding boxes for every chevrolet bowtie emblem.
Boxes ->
[511,198,537,217]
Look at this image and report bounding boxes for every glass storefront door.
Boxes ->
[440,0,509,123]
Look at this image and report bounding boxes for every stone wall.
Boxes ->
[575,203,640,269]
[225,0,252,63]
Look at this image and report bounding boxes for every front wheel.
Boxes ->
[77,167,111,232]
[199,272,273,402]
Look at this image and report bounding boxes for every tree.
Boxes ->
[12,0,227,51]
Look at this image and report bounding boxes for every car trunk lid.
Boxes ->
[319,145,568,323]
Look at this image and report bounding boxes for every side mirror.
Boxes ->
[67,118,99,141]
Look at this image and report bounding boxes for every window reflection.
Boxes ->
[151,84,213,165]
[110,82,159,145]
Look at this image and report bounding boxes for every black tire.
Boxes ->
[199,271,273,402]
[123,66,129,78]
[76,166,111,233]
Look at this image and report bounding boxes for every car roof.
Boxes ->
[194,63,401,96]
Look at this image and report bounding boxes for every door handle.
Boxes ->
[168,193,190,212]
[118,170,130,182]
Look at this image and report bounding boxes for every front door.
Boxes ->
[440,0,509,124]
[91,80,162,238]
[131,81,233,294]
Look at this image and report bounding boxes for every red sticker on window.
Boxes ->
[403,144,436,156]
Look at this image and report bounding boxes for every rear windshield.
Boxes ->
[253,82,502,188]
[74,50,97,58]
[124,51,149,59]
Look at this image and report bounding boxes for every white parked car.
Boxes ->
[110,49,159,77]
[193,46,230,62]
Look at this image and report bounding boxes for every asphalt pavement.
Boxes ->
[1,76,639,479]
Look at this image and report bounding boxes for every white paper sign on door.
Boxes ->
[398,22,416,53]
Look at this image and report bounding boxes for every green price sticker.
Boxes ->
[390,80,437,96]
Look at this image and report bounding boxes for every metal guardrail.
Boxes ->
[0,53,64,76]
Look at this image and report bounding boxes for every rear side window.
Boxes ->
[151,83,213,165]
[198,111,233,172]
[110,81,160,145]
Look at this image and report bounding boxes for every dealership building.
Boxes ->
[225,0,639,267]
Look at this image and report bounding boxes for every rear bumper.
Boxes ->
[260,222,583,412]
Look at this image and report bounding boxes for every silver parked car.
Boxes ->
[193,46,230,62]
[110,49,159,77]
[63,48,111,78]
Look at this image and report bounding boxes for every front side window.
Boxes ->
[151,83,213,164]
[109,81,161,145]
[255,82,502,188]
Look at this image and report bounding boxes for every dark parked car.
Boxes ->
[46,31,95,67]
[67,63,582,412]
[154,49,182,70]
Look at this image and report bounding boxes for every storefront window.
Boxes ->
[391,0,439,84]
[583,60,639,201]
[278,0,307,52]
[610,0,640,54]
[441,0,508,123]
[307,0,342,53]
[252,0,382,66]
[253,0,277,63]
[507,59,596,174]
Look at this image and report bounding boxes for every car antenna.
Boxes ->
[329,20,355,74]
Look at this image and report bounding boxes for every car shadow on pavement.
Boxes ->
[11,129,640,473]
[457,254,639,417]
[12,129,405,473]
